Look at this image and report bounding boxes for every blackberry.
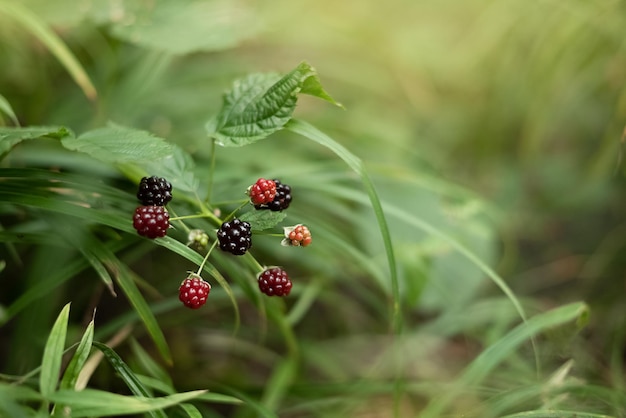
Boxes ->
[137,176,172,206]
[133,206,169,239]
[217,218,252,255]
[258,267,292,297]
[248,178,276,205]
[179,275,211,309]
[282,224,312,247]
[255,179,291,211]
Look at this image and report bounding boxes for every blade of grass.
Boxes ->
[60,317,94,390]
[40,303,71,398]
[0,1,97,100]
[420,302,589,418]
[285,118,400,333]
[47,389,206,417]
[92,342,167,418]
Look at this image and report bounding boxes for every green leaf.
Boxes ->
[40,303,71,398]
[0,384,42,418]
[108,0,259,54]
[63,122,177,164]
[207,62,340,147]
[60,318,94,390]
[0,93,19,126]
[0,126,72,159]
[238,211,287,232]
[92,342,167,418]
[178,403,203,418]
[46,389,206,417]
[140,146,199,193]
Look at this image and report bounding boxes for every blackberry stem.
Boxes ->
[167,208,191,234]
[224,200,250,222]
[196,240,218,275]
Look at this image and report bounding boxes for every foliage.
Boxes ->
[1,0,625,417]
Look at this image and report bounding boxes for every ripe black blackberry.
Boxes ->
[258,267,292,296]
[255,179,291,211]
[137,176,173,206]
[217,218,252,255]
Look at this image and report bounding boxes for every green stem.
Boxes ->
[224,200,250,222]
[195,240,218,276]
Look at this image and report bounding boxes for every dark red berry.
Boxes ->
[179,275,211,309]
[137,176,172,206]
[255,179,291,211]
[217,218,252,255]
[133,206,169,239]
[248,178,277,205]
[258,267,292,297]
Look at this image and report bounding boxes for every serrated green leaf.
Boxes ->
[47,389,206,417]
[0,126,72,159]
[301,72,344,108]
[60,319,94,390]
[207,62,340,147]
[40,303,71,398]
[238,211,287,232]
[63,122,176,164]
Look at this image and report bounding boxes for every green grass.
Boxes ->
[1,0,625,417]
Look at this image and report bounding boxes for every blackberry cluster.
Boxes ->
[217,219,252,255]
[137,176,172,206]
[258,267,292,297]
[255,179,292,212]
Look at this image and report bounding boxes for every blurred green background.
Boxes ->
[1,0,625,416]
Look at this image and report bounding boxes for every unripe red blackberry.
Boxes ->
[133,206,169,239]
[217,218,252,255]
[255,179,292,211]
[179,275,211,309]
[248,178,276,205]
[137,176,172,206]
[258,267,292,296]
